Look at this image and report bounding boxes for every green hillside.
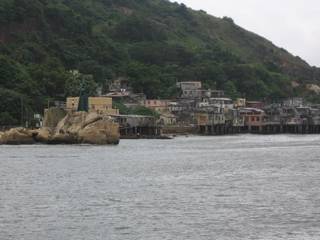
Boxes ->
[0,0,319,124]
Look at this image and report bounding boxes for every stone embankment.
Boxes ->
[0,108,120,145]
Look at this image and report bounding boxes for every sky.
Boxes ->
[172,0,320,67]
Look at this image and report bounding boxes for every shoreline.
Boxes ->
[2,131,320,146]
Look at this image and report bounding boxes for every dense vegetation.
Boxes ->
[0,0,320,125]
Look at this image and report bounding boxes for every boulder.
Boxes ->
[35,127,52,143]
[82,112,102,128]
[0,131,4,144]
[78,119,120,145]
[0,128,35,145]
[55,112,86,136]
[50,132,78,144]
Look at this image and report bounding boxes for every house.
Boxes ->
[176,81,202,90]
[283,98,304,107]
[176,81,202,99]
[240,108,265,132]
[144,99,170,113]
[195,104,226,126]
[203,98,234,111]
[310,108,320,125]
[246,101,264,109]
[168,102,183,113]
[66,97,119,115]
[230,109,245,128]
[263,104,281,125]
[159,113,177,126]
[109,78,130,93]
[66,97,80,111]
[111,115,161,137]
[234,98,246,108]
[195,106,226,134]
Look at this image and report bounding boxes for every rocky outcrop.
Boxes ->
[43,107,67,128]
[51,112,119,145]
[0,110,120,145]
[0,131,5,144]
[34,127,52,143]
[0,128,36,145]
[78,119,120,145]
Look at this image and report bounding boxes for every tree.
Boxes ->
[65,70,98,97]
[131,106,160,118]
[224,81,239,100]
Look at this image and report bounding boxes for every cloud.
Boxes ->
[172,0,320,67]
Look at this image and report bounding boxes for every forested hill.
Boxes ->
[1,0,320,124]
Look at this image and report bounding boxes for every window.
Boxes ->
[256,117,260,122]
[251,116,255,122]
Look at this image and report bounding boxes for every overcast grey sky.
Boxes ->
[172,0,320,67]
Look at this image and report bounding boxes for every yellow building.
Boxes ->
[66,97,80,111]
[66,97,119,115]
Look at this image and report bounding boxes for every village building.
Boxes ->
[202,98,234,111]
[111,115,161,138]
[234,98,246,108]
[144,99,170,113]
[108,78,130,93]
[176,81,224,99]
[104,79,146,108]
[176,81,202,91]
[309,108,320,126]
[230,109,245,128]
[159,113,177,126]
[240,108,266,133]
[66,97,119,115]
[282,97,304,107]
[195,103,227,134]
[168,102,183,113]
[246,101,264,109]
[180,89,225,99]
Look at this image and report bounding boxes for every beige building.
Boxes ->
[195,111,226,126]
[144,99,170,113]
[240,108,265,132]
[66,97,119,115]
[66,97,80,111]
